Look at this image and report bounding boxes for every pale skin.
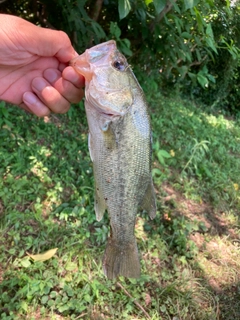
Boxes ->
[0,14,84,117]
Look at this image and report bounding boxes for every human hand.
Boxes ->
[0,14,84,117]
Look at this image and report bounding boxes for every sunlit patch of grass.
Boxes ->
[197,236,240,288]
[147,87,240,211]
[222,210,240,230]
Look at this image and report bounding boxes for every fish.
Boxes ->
[70,40,156,279]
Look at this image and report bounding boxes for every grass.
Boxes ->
[0,76,240,320]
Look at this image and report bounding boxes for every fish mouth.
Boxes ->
[70,41,117,82]
[98,109,121,120]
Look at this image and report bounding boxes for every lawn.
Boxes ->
[0,78,240,320]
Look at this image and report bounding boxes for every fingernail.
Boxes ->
[23,92,37,105]
[44,69,59,83]
[32,78,47,91]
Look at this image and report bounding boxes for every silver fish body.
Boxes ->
[70,41,156,279]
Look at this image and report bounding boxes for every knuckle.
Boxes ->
[57,31,71,45]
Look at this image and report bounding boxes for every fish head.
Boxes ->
[70,40,135,117]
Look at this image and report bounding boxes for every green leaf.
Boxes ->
[207,74,216,83]
[206,38,217,54]
[153,0,167,14]
[58,305,69,313]
[20,258,31,268]
[178,66,189,79]
[47,299,55,307]
[172,1,181,14]
[181,32,191,39]
[118,38,132,56]
[84,294,92,303]
[188,72,197,83]
[110,21,121,39]
[66,287,74,297]
[197,74,208,88]
[196,49,201,61]
[174,16,182,34]
[41,295,49,304]
[194,35,201,46]
[157,149,171,165]
[118,0,131,20]
[20,301,28,312]
[0,102,9,118]
[137,8,146,20]
[91,21,106,39]
[160,304,167,312]
[194,7,204,32]
[159,149,171,158]
[50,291,57,298]
[152,168,162,176]
[184,0,194,10]
[206,24,214,38]
[0,100,6,108]
[205,47,215,62]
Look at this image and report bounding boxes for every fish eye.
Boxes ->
[112,60,125,71]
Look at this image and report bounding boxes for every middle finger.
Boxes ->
[44,68,84,104]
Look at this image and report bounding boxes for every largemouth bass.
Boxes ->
[70,40,156,279]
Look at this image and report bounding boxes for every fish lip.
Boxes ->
[92,103,129,119]
[98,110,122,120]
[70,53,93,82]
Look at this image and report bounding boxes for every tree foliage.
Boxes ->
[0,0,239,112]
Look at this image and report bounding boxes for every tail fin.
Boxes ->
[102,238,141,279]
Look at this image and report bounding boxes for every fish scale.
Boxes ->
[70,40,156,279]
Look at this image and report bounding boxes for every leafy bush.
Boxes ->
[1,0,240,112]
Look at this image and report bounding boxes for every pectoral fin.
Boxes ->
[88,133,94,161]
[94,186,107,221]
[141,180,156,219]
[100,120,111,132]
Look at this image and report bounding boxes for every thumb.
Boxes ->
[31,27,78,63]
[7,15,78,63]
